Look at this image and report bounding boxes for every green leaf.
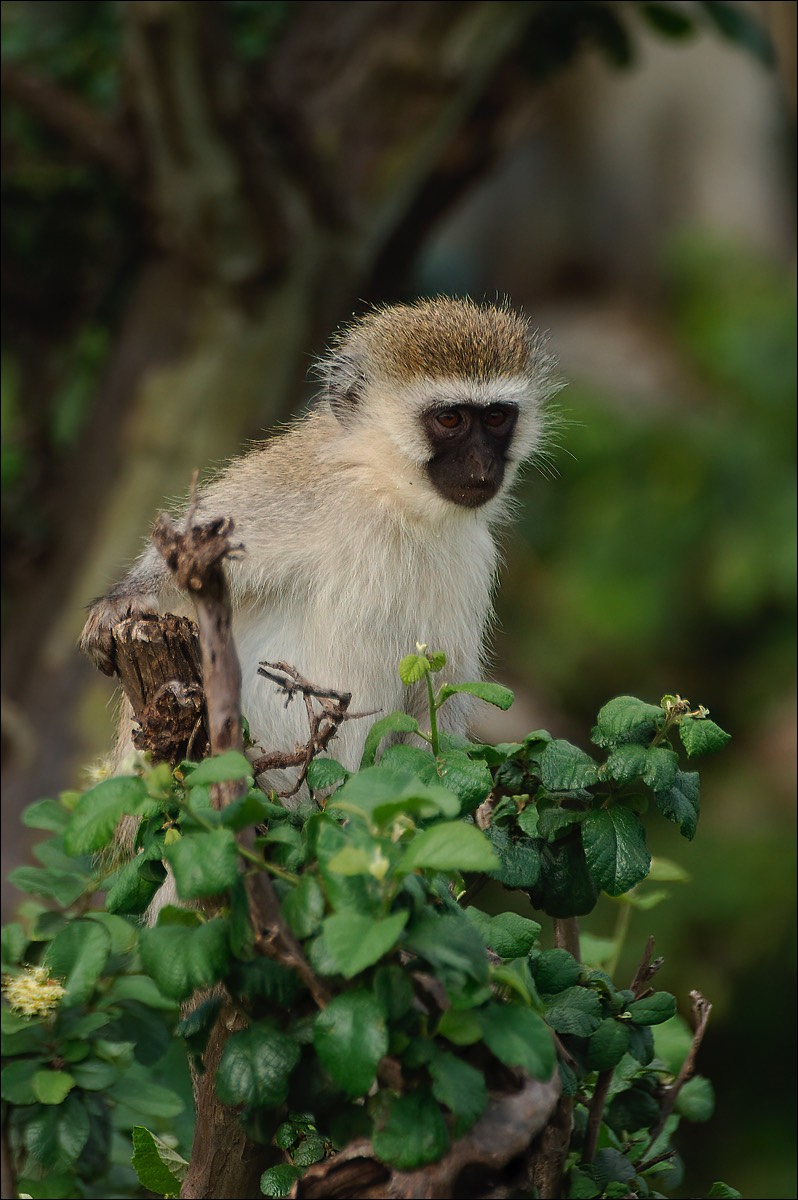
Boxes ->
[438,680,514,710]
[293,1135,326,1167]
[313,989,388,1096]
[45,919,111,1005]
[586,1019,631,1071]
[604,743,648,785]
[648,856,690,883]
[2,1058,45,1104]
[105,854,166,915]
[8,865,89,908]
[544,986,603,1036]
[322,910,408,978]
[528,832,599,917]
[531,948,581,994]
[164,828,240,899]
[485,825,541,888]
[138,917,230,1001]
[360,712,420,767]
[230,959,300,1007]
[1,921,27,967]
[23,1093,90,1167]
[626,991,677,1025]
[22,798,70,832]
[405,911,490,995]
[582,806,651,896]
[260,1165,303,1198]
[69,1059,119,1091]
[373,964,415,1021]
[63,775,149,855]
[699,0,775,65]
[478,1002,555,1079]
[175,993,224,1060]
[32,1070,75,1105]
[516,805,539,837]
[437,1007,482,1046]
[131,1126,187,1196]
[567,1166,602,1198]
[640,2,695,38]
[679,715,731,758]
[656,770,700,839]
[398,821,499,874]
[653,1014,694,1073]
[433,750,492,809]
[380,744,437,775]
[706,1183,742,1199]
[102,973,177,1010]
[281,875,326,939]
[464,909,541,959]
[313,817,373,915]
[592,1147,637,1187]
[330,766,459,824]
[326,846,377,876]
[184,750,253,785]
[110,1068,185,1118]
[399,654,431,685]
[675,1074,715,1122]
[591,697,663,749]
[216,1022,300,1108]
[306,757,349,790]
[218,789,274,830]
[429,1050,487,1135]
[643,746,679,793]
[372,1087,449,1169]
[537,806,586,841]
[539,740,600,791]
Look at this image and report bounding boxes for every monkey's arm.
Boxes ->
[78,432,317,677]
[79,543,178,676]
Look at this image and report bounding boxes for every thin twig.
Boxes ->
[629,934,664,998]
[252,660,373,796]
[638,990,713,1160]
[581,1068,613,1166]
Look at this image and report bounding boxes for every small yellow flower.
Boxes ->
[2,965,65,1019]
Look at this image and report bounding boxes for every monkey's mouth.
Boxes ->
[452,480,500,508]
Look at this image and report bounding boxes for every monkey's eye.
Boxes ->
[483,407,511,429]
[435,409,463,430]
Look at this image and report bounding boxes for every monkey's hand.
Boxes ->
[79,594,159,677]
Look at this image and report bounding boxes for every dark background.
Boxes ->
[2,3,795,1196]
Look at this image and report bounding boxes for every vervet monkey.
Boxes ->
[80,297,558,788]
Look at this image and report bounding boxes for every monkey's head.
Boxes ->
[316,297,558,515]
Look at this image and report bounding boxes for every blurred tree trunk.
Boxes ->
[1,0,540,913]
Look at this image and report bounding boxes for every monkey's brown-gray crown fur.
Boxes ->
[317,296,554,408]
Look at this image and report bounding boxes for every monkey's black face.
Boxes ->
[422,403,519,508]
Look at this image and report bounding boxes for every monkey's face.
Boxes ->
[421,402,519,508]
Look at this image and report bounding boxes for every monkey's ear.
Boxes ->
[321,348,368,418]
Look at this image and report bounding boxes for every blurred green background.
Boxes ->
[2,2,795,1196]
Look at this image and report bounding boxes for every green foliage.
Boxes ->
[2,671,732,1197]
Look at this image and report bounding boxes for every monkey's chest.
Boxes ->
[230,539,493,768]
